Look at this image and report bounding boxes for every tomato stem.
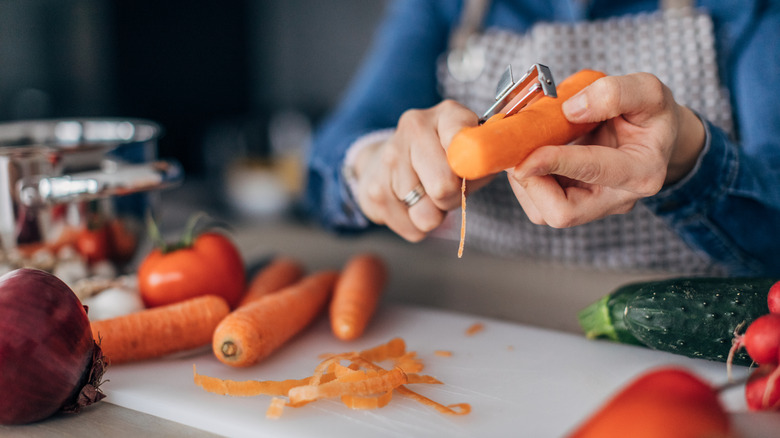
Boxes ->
[147,211,234,254]
[181,212,210,248]
[146,212,167,253]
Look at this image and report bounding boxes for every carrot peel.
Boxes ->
[341,390,394,410]
[194,337,470,419]
[288,367,408,404]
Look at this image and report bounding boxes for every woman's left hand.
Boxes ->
[507,72,705,228]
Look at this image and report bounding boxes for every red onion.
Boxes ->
[0,268,106,425]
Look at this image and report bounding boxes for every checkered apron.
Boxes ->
[437,3,733,274]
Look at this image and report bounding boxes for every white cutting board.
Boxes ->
[102,304,753,438]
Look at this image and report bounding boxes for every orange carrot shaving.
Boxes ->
[358,337,406,362]
[194,337,470,418]
[394,351,424,373]
[266,397,286,419]
[330,253,388,341]
[466,322,485,336]
[458,177,466,258]
[435,350,453,357]
[289,367,408,404]
[239,257,305,307]
[193,365,334,396]
[396,386,471,415]
[92,294,230,365]
[213,271,338,367]
[332,362,370,380]
[341,390,394,410]
[407,374,443,385]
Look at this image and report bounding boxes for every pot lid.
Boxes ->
[0,119,162,156]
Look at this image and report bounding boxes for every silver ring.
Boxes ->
[401,184,425,208]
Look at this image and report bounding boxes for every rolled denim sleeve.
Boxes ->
[643,121,773,275]
[644,1,780,275]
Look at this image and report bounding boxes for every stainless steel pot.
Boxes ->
[0,118,183,263]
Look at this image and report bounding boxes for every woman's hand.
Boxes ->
[349,100,485,241]
[507,72,706,228]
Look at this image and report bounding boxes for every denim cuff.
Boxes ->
[644,116,737,218]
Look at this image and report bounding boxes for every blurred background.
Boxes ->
[0,0,388,217]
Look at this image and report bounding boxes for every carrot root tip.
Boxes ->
[221,341,238,358]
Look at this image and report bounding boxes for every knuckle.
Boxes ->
[380,144,399,166]
[436,99,460,110]
[424,178,459,204]
[637,175,664,196]
[614,201,637,215]
[596,77,622,111]
[525,213,545,226]
[546,211,578,229]
[634,73,668,110]
[405,232,426,243]
[410,207,444,233]
[437,99,461,113]
[365,180,386,204]
[398,108,426,130]
[571,161,603,183]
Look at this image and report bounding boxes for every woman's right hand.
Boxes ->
[349,100,488,242]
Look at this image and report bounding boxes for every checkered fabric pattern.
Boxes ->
[437,7,732,274]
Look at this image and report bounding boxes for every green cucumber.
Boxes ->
[578,281,646,346]
[578,277,777,365]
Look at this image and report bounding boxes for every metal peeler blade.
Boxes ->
[479,63,557,123]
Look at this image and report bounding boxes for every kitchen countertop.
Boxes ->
[3,181,778,436]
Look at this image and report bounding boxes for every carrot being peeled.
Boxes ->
[447,69,607,180]
[91,294,230,365]
[330,253,388,341]
[238,257,305,307]
[213,270,338,367]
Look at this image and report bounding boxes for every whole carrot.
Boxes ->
[91,294,230,365]
[447,69,607,180]
[238,257,305,307]
[330,253,388,341]
[567,367,732,438]
[213,270,339,367]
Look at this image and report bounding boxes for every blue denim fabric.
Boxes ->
[304,0,780,275]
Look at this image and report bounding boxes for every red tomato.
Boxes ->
[567,367,731,438]
[137,232,246,308]
[76,226,110,264]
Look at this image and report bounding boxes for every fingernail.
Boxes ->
[563,92,588,119]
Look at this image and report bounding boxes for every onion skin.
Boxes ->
[0,268,106,425]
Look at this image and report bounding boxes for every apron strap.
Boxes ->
[661,0,694,9]
[448,0,491,53]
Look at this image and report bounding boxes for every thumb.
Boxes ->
[562,73,669,127]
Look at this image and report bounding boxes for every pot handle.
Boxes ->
[16,159,184,207]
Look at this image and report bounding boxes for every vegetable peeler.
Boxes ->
[480,63,557,123]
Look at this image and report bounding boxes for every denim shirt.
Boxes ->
[304,0,780,276]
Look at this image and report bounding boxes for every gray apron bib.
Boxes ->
[437,3,732,274]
